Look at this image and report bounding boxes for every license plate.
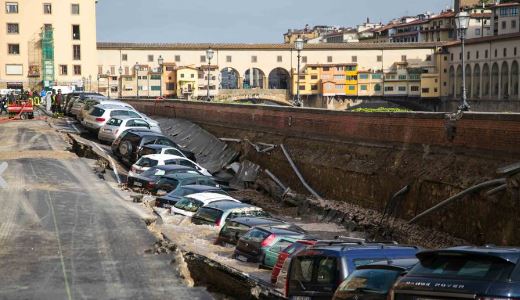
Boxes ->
[236,255,248,262]
[133,182,142,187]
[291,297,311,300]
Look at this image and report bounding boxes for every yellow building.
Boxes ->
[345,64,358,96]
[420,73,441,98]
[0,0,98,91]
[177,66,198,99]
[292,65,320,96]
[357,71,384,97]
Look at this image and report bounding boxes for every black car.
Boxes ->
[112,129,185,166]
[153,173,218,194]
[233,225,306,263]
[127,165,202,190]
[139,144,196,162]
[392,246,520,300]
[333,258,418,300]
[216,217,297,247]
[64,92,103,115]
[156,184,228,209]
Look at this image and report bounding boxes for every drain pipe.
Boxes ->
[280,144,323,201]
[409,178,506,224]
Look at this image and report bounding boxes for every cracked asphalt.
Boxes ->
[0,120,212,299]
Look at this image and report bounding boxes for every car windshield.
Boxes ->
[291,256,337,287]
[227,209,270,220]
[90,107,105,117]
[336,268,401,294]
[411,254,515,281]
[135,158,159,168]
[174,198,204,212]
[106,118,123,126]
[194,208,223,224]
[242,228,270,242]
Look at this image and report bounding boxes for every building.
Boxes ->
[198,65,219,99]
[358,70,384,97]
[0,0,98,91]
[176,66,198,99]
[491,2,520,36]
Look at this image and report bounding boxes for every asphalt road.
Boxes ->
[0,120,212,299]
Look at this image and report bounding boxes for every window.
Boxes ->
[398,75,407,80]
[200,55,206,63]
[73,65,81,75]
[377,55,382,62]
[351,56,357,63]
[502,21,506,30]
[372,74,382,79]
[311,75,318,80]
[359,74,369,80]
[166,83,175,90]
[327,56,333,63]
[504,48,507,57]
[515,47,517,56]
[348,85,356,91]
[302,56,307,63]
[495,49,498,57]
[475,28,481,36]
[5,64,23,75]
[148,55,154,62]
[226,55,232,63]
[485,49,488,58]
[411,86,420,92]
[98,65,103,74]
[71,3,80,15]
[7,23,19,34]
[467,51,470,60]
[299,85,305,90]
[398,86,407,92]
[122,54,128,61]
[385,86,394,92]
[374,84,381,91]
[150,75,161,80]
[6,2,18,13]
[175,55,181,62]
[450,53,454,61]
[73,45,81,60]
[44,24,52,32]
[426,55,431,61]
[72,25,80,40]
[299,75,305,80]
[110,66,115,75]
[8,44,19,55]
[401,55,407,62]
[151,86,161,91]
[60,65,68,75]
[476,51,479,59]
[277,56,283,62]
[360,85,367,91]
[311,85,318,91]
[251,56,257,63]
[43,3,52,14]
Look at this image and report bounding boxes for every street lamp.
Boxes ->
[134,62,139,99]
[294,38,304,107]
[455,11,470,111]
[206,48,214,101]
[157,55,164,98]
[106,70,111,98]
[118,66,123,99]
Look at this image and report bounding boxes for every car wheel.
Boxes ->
[119,141,133,157]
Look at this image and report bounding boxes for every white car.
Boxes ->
[78,99,134,122]
[129,154,211,177]
[82,104,144,132]
[98,116,161,142]
[170,193,239,217]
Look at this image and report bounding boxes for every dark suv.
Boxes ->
[112,129,185,166]
[392,246,520,300]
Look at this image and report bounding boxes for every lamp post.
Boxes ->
[118,66,123,99]
[455,11,470,111]
[106,70,111,98]
[294,38,304,107]
[206,48,214,101]
[134,62,139,99]
[157,55,164,98]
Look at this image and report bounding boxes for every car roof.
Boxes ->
[161,173,207,180]
[227,217,285,227]
[357,258,419,271]
[254,225,306,235]
[181,185,222,191]
[142,144,174,150]
[417,246,520,264]
[142,154,185,160]
[155,165,194,171]
[94,104,131,110]
[308,244,419,254]
[125,129,165,137]
[202,200,258,210]
[185,192,237,203]
[108,115,134,120]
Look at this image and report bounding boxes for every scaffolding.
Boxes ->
[41,26,54,89]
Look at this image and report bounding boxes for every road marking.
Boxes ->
[47,191,73,300]
[92,143,121,185]
[0,161,8,188]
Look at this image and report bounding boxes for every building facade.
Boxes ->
[0,0,98,91]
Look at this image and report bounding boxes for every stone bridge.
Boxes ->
[215,89,292,106]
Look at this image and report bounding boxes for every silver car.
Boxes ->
[82,104,143,132]
[98,116,161,142]
[70,95,108,118]
[78,99,134,122]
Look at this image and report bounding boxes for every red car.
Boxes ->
[271,240,317,293]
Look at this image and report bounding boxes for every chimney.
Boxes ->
[454,0,461,12]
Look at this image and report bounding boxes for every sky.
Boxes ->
[96,0,453,43]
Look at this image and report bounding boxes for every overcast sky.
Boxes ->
[96,0,453,43]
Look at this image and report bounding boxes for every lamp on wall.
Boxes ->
[206,48,214,101]
[294,38,304,107]
[455,11,470,111]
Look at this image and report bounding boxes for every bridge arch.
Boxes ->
[243,68,265,89]
[472,64,480,98]
[220,67,240,89]
[482,63,490,97]
[512,60,519,99]
[268,68,290,89]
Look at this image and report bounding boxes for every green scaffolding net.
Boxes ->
[41,26,54,88]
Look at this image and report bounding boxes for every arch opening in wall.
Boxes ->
[511,60,519,99]
[244,68,265,89]
[220,67,240,89]
[501,61,509,99]
[491,62,499,97]
[465,64,472,99]
[456,65,462,98]
[482,63,490,97]
[449,66,455,97]
[473,64,480,98]
[268,68,290,90]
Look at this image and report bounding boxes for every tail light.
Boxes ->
[215,217,222,227]
[261,234,277,247]
[146,181,155,188]
[95,117,106,122]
